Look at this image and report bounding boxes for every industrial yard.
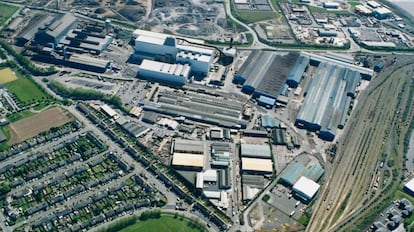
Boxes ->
[0,0,413,231]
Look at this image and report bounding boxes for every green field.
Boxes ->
[0,3,19,27]
[230,0,278,24]
[119,215,206,232]
[0,126,10,151]
[4,72,49,105]
[348,1,361,7]
[307,5,352,15]
[236,11,278,23]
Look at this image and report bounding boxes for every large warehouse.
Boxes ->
[233,51,300,104]
[132,29,215,75]
[241,157,273,175]
[140,91,247,129]
[292,176,320,202]
[171,139,205,170]
[138,59,190,87]
[279,154,324,186]
[34,14,77,46]
[240,144,272,159]
[295,62,362,141]
[286,56,309,88]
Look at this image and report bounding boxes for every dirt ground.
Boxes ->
[0,68,17,84]
[8,107,73,145]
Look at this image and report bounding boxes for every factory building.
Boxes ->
[211,143,231,168]
[171,139,205,170]
[33,53,110,73]
[323,2,339,9]
[292,176,320,202]
[34,14,77,46]
[140,91,247,129]
[233,51,299,105]
[279,154,324,187]
[138,59,190,87]
[176,45,215,75]
[374,7,392,19]
[60,29,113,55]
[404,178,414,196]
[132,29,215,75]
[355,5,372,15]
[367,1,381,8]
[286,56,309,88]
[133,29,178,59]
[100,104,119,119]
[240,144,272,159]
[241,158,273,175]
[295,62,361,141]
[17,15,55,46]
[219,169,231,189]
[172,153,204,170]
[318,29,338,37]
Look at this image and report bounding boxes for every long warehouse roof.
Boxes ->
[241,157,273,173]
[174,139,205,154]
[140,59,190,77]
[172,153,204,168]
[238,51,299,98]
[240,144,272,159]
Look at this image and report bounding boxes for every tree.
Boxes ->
[0,181,10,195]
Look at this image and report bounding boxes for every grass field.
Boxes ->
[348,1,361,7]
[4,72,49,105]
[0,3,19,26]
[0,126,10,151]
[236,11,278,23]
[0,68,18,84]
[119,214,206,232]
[307,5,352,15]
[8,107,72,145]
[230,0,278,24]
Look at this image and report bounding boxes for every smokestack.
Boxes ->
[229,37,234,49]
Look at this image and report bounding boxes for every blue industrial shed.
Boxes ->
[234,51,300,103]
[286,56,309,88]
[295,62,360,141]
[279,154,324,187]
[257,96,276,108]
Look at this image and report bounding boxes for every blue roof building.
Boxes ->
[279,154,324,187]
[286,56,309,88]
[295,62,361,141]
[234,51,299,103]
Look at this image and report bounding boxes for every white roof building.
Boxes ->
[203,191,221,199]
[404,178,414,195]
[196,172,204,189]
[367,0,381,8]
[293,176,320,201]
[203,169,218,182]
[100,104,119,119]
[138,59,190,86]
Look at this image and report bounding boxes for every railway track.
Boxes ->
[307,61,414,232]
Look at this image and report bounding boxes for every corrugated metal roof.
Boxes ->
[46,14,77,39]
[237,51,299,99]
[241,144,271,158]
[174,139,205,154]
[279,155,324,186]
[286,56,309,87]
